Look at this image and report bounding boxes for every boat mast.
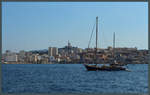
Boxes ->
[95,16,98,65]
[113,32,115,49]
[113,32,115,60]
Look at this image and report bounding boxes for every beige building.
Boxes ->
[48,47,53,56]
[48,47,58,57]
[29,54,38,63]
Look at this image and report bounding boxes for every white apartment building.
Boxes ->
[5,53,18,62]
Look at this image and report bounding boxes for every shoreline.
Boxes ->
[2,62,148,64]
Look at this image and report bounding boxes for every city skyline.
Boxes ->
[2,2,148,53]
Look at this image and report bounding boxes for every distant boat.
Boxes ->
[84,16,127,71]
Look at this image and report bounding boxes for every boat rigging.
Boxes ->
[84,16,128,71]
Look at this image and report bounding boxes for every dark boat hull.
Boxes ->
[84,64,126,71]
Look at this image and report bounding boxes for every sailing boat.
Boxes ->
[84,16,127,71]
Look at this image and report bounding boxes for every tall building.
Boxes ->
[48,47,58,57]
[52,47,58,56]
[48,47,53,56]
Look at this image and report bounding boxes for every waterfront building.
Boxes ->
[78,48,83,53]
[48,47,58,57]
[19,50,26,56]
[37,56,42,61]
[58,48,66,56]
[18,50,26,62]
[49,56,55,62]
[4,52,18,62]
[35,54,39,62]
[28,54,39,63]
[48,47,53,56]
[38,54,49,64]
[53,47,58,56]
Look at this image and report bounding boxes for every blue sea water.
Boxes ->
[2,64,148,94]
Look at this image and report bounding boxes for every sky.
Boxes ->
[2,2,148,53]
